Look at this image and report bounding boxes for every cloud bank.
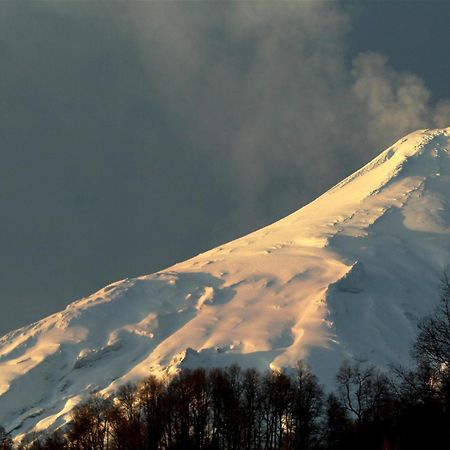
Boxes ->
[126,0,448,220]
[0,1,448,334]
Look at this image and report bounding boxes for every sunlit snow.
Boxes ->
[1,127,450,436]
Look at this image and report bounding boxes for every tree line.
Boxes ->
[2,279,450,450]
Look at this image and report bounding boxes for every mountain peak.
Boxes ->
[1,128,450,437]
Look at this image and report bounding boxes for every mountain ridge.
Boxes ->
[1,127,450,437]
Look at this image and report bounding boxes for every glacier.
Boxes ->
[1,127,450,437]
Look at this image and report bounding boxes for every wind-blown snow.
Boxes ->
[1,127,450,437]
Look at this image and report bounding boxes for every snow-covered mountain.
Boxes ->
[2,127,450,436]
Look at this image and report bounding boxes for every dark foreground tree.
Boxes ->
[336,361,392,426]
[322,393,349,450]
[290,362,323,450]
[0,427,13,450]
[413,276,450,412]
[66,394,112,450]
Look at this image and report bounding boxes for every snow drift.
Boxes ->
[1,127,450,436]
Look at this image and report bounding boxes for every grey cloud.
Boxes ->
[351,52,446,146]
[127,1,353,218]
[126,1,448,219]
[0,1,448,335]
[434,101,450,128]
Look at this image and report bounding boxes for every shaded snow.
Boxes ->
[1,127,450,437]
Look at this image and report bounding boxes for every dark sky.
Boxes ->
[1,1,449,335]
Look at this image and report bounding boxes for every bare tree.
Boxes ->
[290,361,323,450]
[137,375,165,450]
[66,394,112,450]
[241,368,262,450]
[414,275,450,372]
[336,361,391,425]
[322,393,349,450]
[413,275,450,418]
[0,427,13,450]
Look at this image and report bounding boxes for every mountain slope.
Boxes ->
[1,127,450,436]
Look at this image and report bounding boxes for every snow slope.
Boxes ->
[1,127,450,436]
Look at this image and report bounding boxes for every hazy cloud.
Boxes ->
[125,0,448,220]
[351,52,447,146]
[0,1,448,334]
[127,1,352,219]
